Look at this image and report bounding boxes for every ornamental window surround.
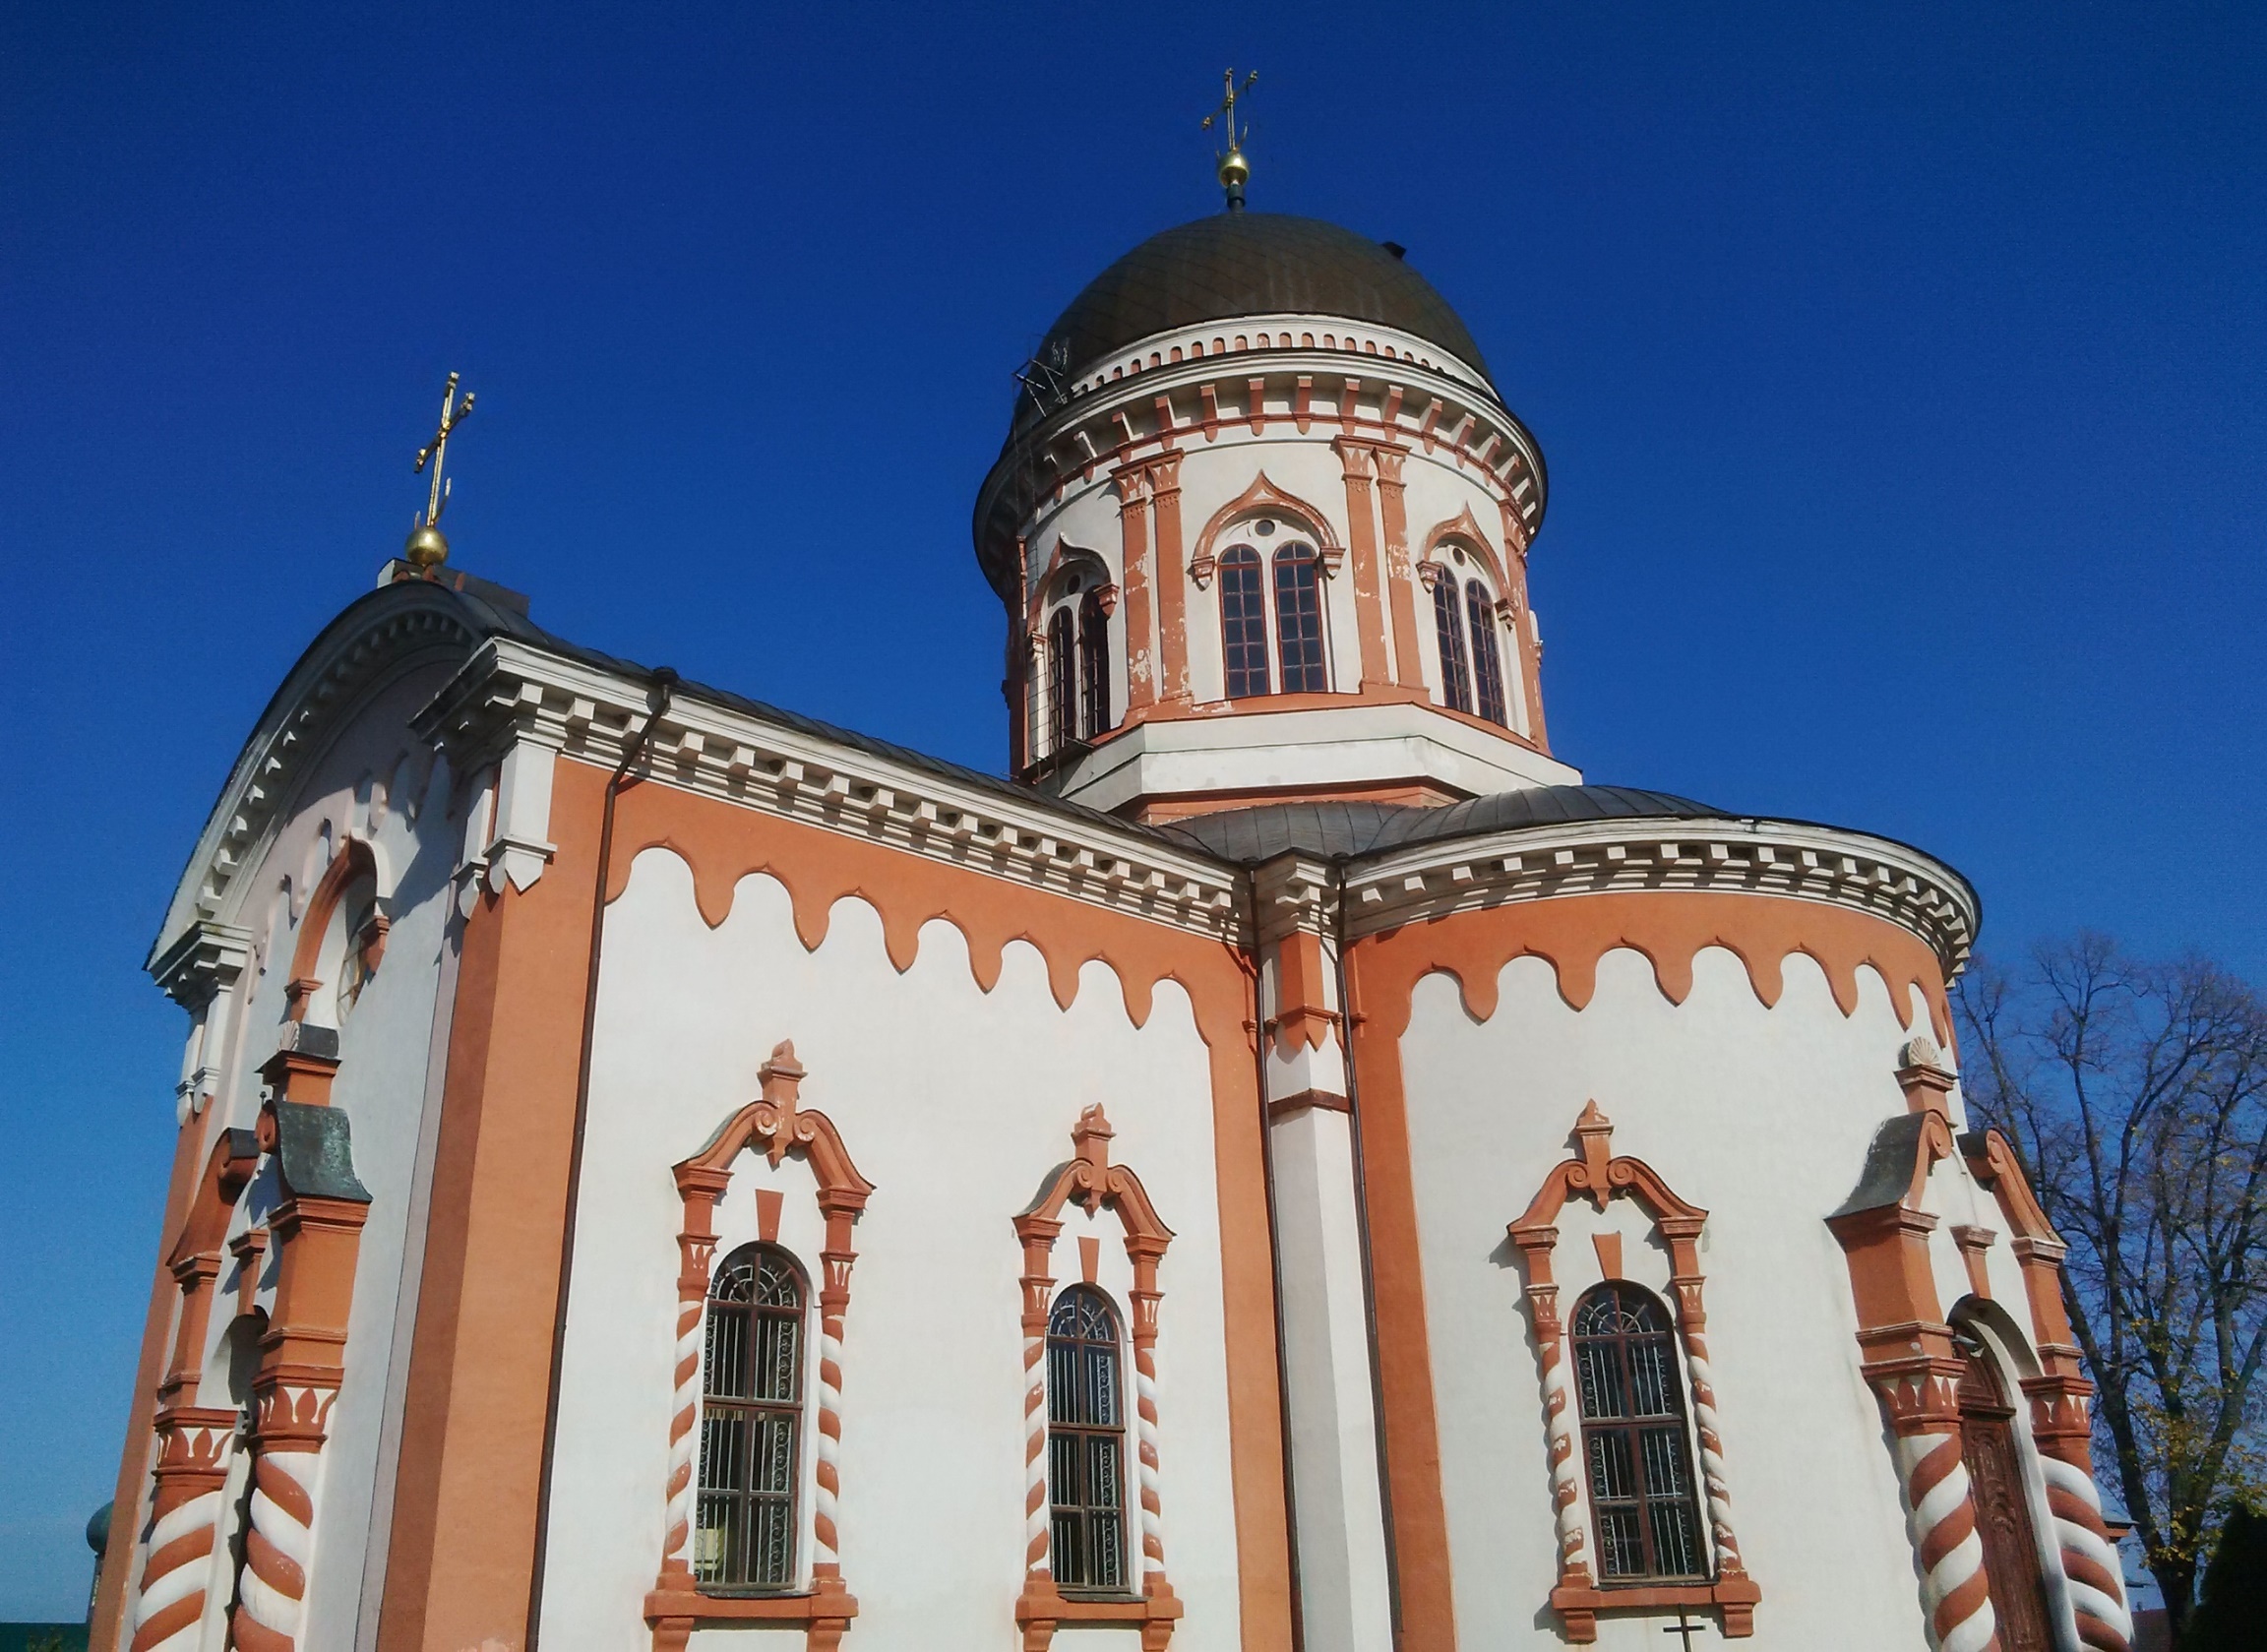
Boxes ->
[1424,544,1512,729]
[696,1243,810,1592]
[1217,518,1330,699]
[1037,564,1115,758]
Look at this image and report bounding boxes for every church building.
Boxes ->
[95,146,2134,1652]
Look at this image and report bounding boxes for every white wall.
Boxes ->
[1394,943,1940,1650]
[540,847,1250,1651]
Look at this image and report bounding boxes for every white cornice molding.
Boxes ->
[150,587,484,972]
[412,640,1246,943]
[1344,816,1980,972]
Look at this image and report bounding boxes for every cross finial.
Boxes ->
[404,372,475,569]
[1200,68,1258,212]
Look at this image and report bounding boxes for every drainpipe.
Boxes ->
[525,664,677,1650]
[1329,856,1404,1642]
[1247,868,1307,1652]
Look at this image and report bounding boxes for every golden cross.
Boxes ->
[1201,67,1258,154]
[411,372,475,529]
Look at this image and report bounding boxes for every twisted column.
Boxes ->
[130,1408,238,1652]
[1509,1227,1590,1591]
[661,1165,728,1583]
[232,1385,336,1652]
[2032,1429,2131,1651]
[1894,1425,1999,1652]
[807,1190,861,1648]
[1127,1236,1169,1590]
[1016,1218,1060,1583]
[1661,1218,1751,1601]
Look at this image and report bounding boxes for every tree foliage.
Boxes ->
[1956,935,2267,1637]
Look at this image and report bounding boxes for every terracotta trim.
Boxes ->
[1414,506,1510,596]
[601,780,1289,1651]
[1113,467,1157,713]
[1356,890,1954,1049]
[1506,1103,1758,1641]
[1372,448,1426,692]
[651,1047,870,1650]
[378,761,610,1652]
[1265,1089,1350,1121]
[284,838,381,1023]
[1331,441,1391,688]
[1015,1106,1186,1650]
[1149,457,1190,704]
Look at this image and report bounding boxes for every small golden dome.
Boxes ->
[404,522,450,568]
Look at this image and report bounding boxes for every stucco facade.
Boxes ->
[98,201,2131,1652]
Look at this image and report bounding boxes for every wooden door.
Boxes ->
[1956,1342,2055,1652]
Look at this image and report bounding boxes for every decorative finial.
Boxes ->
[404,372,475,569]
[1201,68,1257,212]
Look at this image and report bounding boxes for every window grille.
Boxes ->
[1219,545,1271,698]
[1569,1283,1707,1583]
[1047,607,1077,756]
[1270,545,1328,692]
[1465,581,1508,727]
[1079,595,1111,741]
[696,1245,806,1592]
[1432,576,1472,713]
[1046,1286,1129,1593]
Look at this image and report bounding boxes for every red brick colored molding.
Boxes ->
[284,837,383,1024]
[1506,1102,1759,1642]
[1013,1106,1185,1651]
[650,1041,872,1651]
[1356,889,1954,1048]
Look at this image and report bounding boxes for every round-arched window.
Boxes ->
[1568,1283,1706,1581]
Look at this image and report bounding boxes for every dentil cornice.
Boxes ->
[413,639,1246,942]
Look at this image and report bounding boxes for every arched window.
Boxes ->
[1079,593,1111,741]
[1219,544,1270,698]
[1046,1285,1129,1592]
[1569,1283,1706,1581]
[1047,607,1077,758]
[1431,576,1472,714]
[1273,545,1328,693]
[1465,581,1508,727]
[697,1244,807,1592]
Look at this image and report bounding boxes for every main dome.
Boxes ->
[1019,213,1496,422]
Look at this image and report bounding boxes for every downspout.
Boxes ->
[1246,868,1307,1652]
[525,664,677,1650]
[1329,856,1404,1642]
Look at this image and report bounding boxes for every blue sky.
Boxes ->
[2,0,2260,1620]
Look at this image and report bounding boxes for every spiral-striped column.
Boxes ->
[130,1408,238,1652]
[1016,1218,1061,1582]
[661,1278,704,1574]
[1508,1228,1590,1588]
[231,1383,336,1652]
[1127,1254,1169,1588]
[1677,1316,1746,1575]
[1895,1428,1999,1652]
[811,1210,859,1578]
[2037,1449,2131,1651]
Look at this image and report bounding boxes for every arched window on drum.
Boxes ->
[1034,563,1116,761]
[696,1244,809,1592]
[1425,546,1515,730]
[1046,1285,1131,1592]
[1568,1282,1708,1582]
[1216,518,1331,699]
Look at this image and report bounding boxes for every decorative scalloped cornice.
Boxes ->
[1345,815,1977,974]
[411,639,1246,944]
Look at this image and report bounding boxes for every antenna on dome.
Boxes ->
[1202,68,1257,212]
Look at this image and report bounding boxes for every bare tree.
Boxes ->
[1955,935,2267,1639]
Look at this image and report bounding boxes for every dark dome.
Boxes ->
[1027,213,1494,400]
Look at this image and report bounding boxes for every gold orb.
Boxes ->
[1217,147,1250,188]
[404,522,451,568]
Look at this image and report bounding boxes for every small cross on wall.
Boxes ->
[1663,1608,1708,1648]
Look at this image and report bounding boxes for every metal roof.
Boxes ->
[1155,786,1725,865]
[1014,214,1496,430]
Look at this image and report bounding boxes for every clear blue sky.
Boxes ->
[2,0,2259,1620]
